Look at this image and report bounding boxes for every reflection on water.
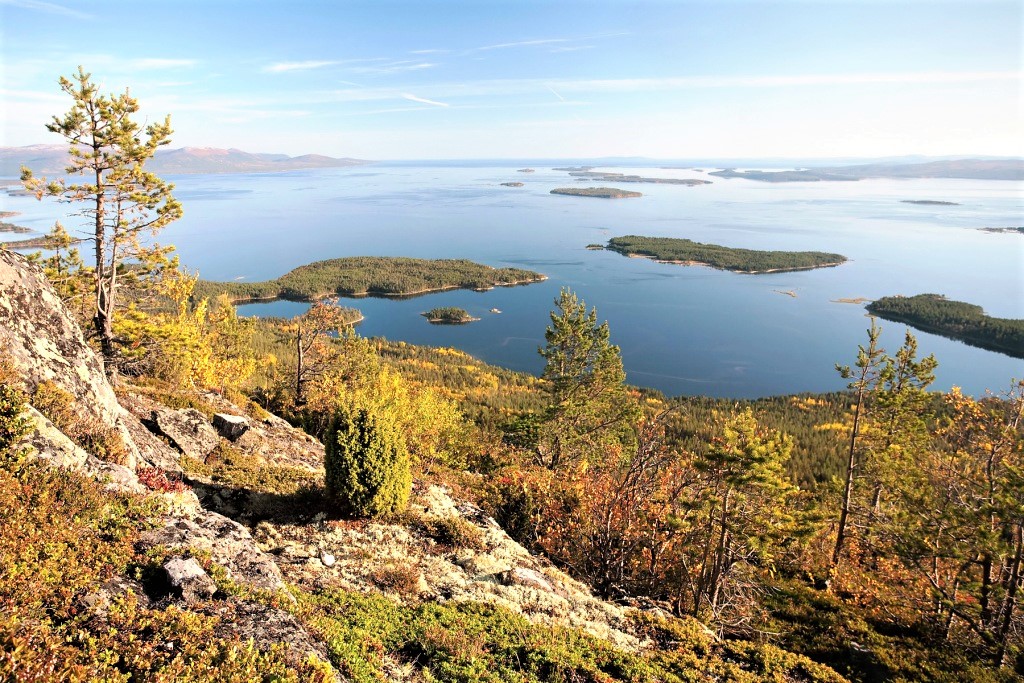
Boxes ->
[6,163,1022,398]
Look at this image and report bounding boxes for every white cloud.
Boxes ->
[0,0,90,19]
[401,93,449,107]
[127,58,197,70]
[348,61,436,75]
[264,60,338,74]
[475,38,570,51]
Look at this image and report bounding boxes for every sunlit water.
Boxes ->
[4,163,1022,398]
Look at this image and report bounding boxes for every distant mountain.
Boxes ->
[0,145,370,177]
[710,158,1024,182]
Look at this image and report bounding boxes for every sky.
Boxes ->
[1,0,1021,160]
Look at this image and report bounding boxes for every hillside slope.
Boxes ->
[0,250,846,682]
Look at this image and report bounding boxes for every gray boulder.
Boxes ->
[213,412,249,441]
[150,407,220,459]
[163,556,217,604]
[141,510,288,593]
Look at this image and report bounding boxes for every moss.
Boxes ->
[0,454,334,681]
[181,443,320,496]
[416,515,486,551]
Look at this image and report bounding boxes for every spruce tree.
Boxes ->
[324,407,411,518]
[537,288,639,469]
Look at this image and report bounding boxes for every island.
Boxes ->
[866,294,1024,359]
[422,307,479,324]
[567,171,710,186]
[600,235,847,273]
[1,234,84,250]
[517,168,535,173]
[709,159,1024,183]
[500,182,524,187]
[709,169,857,182]
[979,227,1024,234]
[194,256,547,303]
[551,187,642,199]
[0,222,31,234]
[901,200,960,206]
[552,166,593,172]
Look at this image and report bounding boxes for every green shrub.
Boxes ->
[0,382,31,469]
[418,515,485,551]
[324,407,411,518]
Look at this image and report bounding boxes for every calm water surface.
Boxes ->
[4,163,1022,398]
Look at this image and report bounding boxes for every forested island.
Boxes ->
[867,293,1024,358]
[566,171,710,186]
[0,222,31,234]
[422,307,479,324]
[979,226,1024,234]
[500,181,524,187]
[194,256,546,303]
[551,187,643,198]
[1,234,84,250]
[600,235,847,273]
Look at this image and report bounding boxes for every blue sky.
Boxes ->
[1,0,1021,159]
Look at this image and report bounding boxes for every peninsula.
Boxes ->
[422,307,480,324]
[551,187,642,199]
[194,256,546,303]
[600,235,847,273]
[866,293,1024,359]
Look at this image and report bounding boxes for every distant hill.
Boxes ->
[710,158,1024,182]
[0,145,370,177]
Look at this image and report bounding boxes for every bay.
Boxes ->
[3,162,1021,398]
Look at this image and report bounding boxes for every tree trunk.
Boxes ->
[995,523,1023,667]
[295,326,305,404]
[831,388,864,573]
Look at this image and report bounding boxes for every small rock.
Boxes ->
[320,551,336,567]
[163,556,217,604]
[504,567,553,592]
[151,407,220,459]
[213,413,249,441]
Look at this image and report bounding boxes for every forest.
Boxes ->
[868,293,1024,359]
[193,256,546,303]
[604,235,848,272]
[3,69,1023,682]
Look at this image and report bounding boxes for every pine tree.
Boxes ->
[21,67,182,374]
[324,407,411,518]
[537,288,639,469]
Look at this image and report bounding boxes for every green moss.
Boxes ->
[180,443,320,496]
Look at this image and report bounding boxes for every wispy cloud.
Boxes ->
[475,38,570,51]
[550,45,594,53]
[348,61,436,75]
[0,0,91,19]
[563,70,1023,91]
[410,49,451,55]
[402,93,449,107]
[128,58,197,70]
[264,60,338,74]
[546,85,566,102]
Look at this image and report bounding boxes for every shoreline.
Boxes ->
[619,251,846,274]
[226,275,548,306]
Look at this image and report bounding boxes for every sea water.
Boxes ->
[4,163,1021,398]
